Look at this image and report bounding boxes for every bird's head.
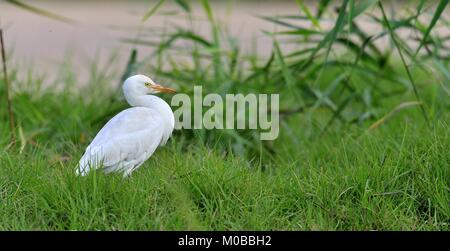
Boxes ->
[123,74,176,97]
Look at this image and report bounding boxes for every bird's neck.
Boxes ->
[126,94,175,132]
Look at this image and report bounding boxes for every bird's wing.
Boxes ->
[77,107,165,176]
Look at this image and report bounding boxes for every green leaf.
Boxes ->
[416,0,427,15]
[293,0,349,73]
[174,0,191,12]
[201,0,215,23]
[352,0,378,17]
[317,0,332,18]
[142,0,166,22]
[348,0,355,33]
[378,1,429,126]
[156,30,213,49]
[273,39,304,105]
[200,0,223,81]
[295,0,378,73]
[415,0,448,55]
[273,40,295,88]
[323,0,349,59]
[120,49,138,84]
[368,101,422,130]
[260,16,315,30]
[349,0,379,33]
[319,93,356,136]
[295,0,321,30]
[270,29,322,36]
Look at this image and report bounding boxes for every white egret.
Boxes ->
[76,74,176,177]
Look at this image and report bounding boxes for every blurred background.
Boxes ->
[3,0,297,83]
[2,0,449,84]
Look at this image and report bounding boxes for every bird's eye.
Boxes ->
[145,82,150,86]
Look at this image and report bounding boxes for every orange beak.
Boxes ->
[151,84,176,93]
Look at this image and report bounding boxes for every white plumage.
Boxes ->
[76,74,176,177]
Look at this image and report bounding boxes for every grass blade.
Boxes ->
[273,40,296,89]
[259,15,319,31]
[414,0,448,55]
[6,0,76,24]
[201,0,215,23]
[319,93,355,137]
[295,0,321,30]
[0,29,16,143]
[368,101,422,130]
[200,0,224,81]
[352,0,378,17]
[378,2,430,126]
[142,0,166,22]
[317,0,332,18]
[323,0,349,59]
[120,49,138,84]
[174,0,191,12]
[269,29,322,36]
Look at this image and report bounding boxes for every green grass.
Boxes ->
[0,70,448,230]
[1,0,449,230]
[1,118,449,230]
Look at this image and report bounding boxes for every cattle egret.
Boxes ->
[76,74,176,177]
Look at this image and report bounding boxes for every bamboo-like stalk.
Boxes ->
[0,29,16,143]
